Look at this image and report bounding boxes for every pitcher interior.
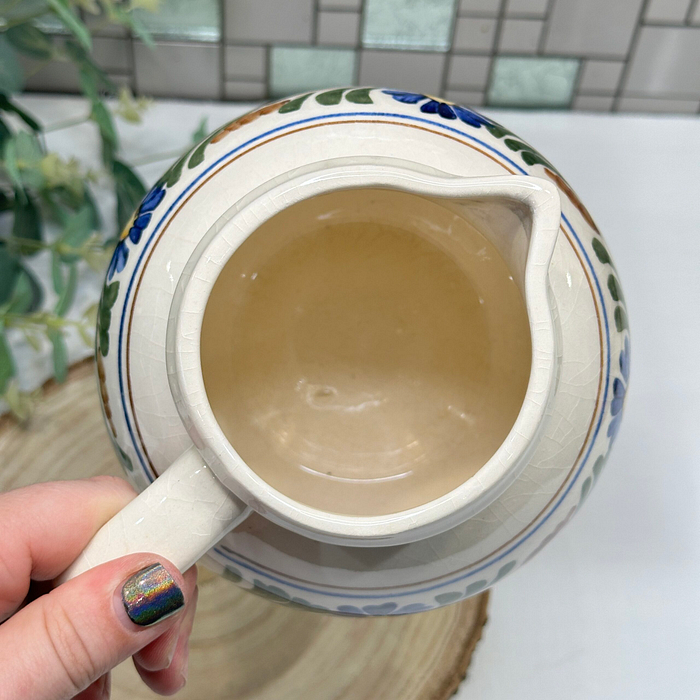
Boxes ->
[200,188,532,517]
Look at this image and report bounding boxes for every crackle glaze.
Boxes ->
[86,88,628,615]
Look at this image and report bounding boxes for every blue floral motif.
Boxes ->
[107,184,166,280]
[382,90,493,129]
[607,337,630,442]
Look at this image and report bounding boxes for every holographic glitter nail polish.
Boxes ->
[121,563,184,627]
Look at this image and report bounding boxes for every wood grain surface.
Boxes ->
[0,360,488,700]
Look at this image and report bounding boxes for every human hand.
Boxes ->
[0,476,199,699]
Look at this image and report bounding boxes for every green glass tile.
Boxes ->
[488,57,580,108]
[363,0,457,51]
[270,47,356,97]
[134,0,220,42]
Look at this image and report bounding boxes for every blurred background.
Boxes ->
[13,0,700,114]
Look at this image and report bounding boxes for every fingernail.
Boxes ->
[121,563,184,627]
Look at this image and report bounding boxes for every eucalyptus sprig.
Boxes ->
[0,0,162,421]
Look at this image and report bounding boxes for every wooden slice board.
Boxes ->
[0,360,488,700]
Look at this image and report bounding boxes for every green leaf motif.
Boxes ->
[345,88,373,104]
[12,194,42,256]
[485,123,514,139]
[161,151,189,188]
[316,88,345,106]
[580,476,592,505]
[187,136,213,170]
[0,327,15,395]
[0,35,23,94]
[47,0,92,51]
[614,305,628,333]
[607,273,624,304]
[592,454,606,482]
[434,591,462,605]
[492,560,517,584]
[113,160,146,231]
[592,237,611,265]
[6,25,54,59]
[48,328,68,383]
[98,280,120,357]
[504,138,526,152]
[278,93,312,113]
[521,150,552,168]
[465,580,488,596]
[54,261,77,317]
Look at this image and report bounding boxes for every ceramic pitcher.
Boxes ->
[64,88,629,616]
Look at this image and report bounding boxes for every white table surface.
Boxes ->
[15,96,700,699]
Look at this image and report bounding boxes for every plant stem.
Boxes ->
[1,8,50,29]
[128,147,185,167]
[2,311,87,331]
[44,114,91,133]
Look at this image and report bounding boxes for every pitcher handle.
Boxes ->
[58,446,249,583]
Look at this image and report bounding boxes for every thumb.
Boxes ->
[0,554,192,700]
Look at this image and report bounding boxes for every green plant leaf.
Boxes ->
[12,194,42,256]
[6,265,41,314]
[7,269,31,314]
[22,264,43,312]
[0,116,11,150]
[112,159,146,230]
[12,131,45,190]
[54,261,77,316]
[0,94,41,131]
[0,36,23,94]
[0,190,11,212]
[6,24,54,59]
[345,88,373,104]
[614,305,628,333]
[47,0,92,51]
[60,204,94,252]
[3,137,23,192]
[592,237,611,265]
[0,245,21,306]
[109,4,154,48]
[69,53,117,102]
[48,328,68,383]
[278,93,311,113]
[91,100,118,147]
[0,326,15,395]
[191,116,208,143]
[51,250,65,295]
[316,88,344,106]
[83,186,102,229]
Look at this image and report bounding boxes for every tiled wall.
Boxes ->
[25,0,700,113]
